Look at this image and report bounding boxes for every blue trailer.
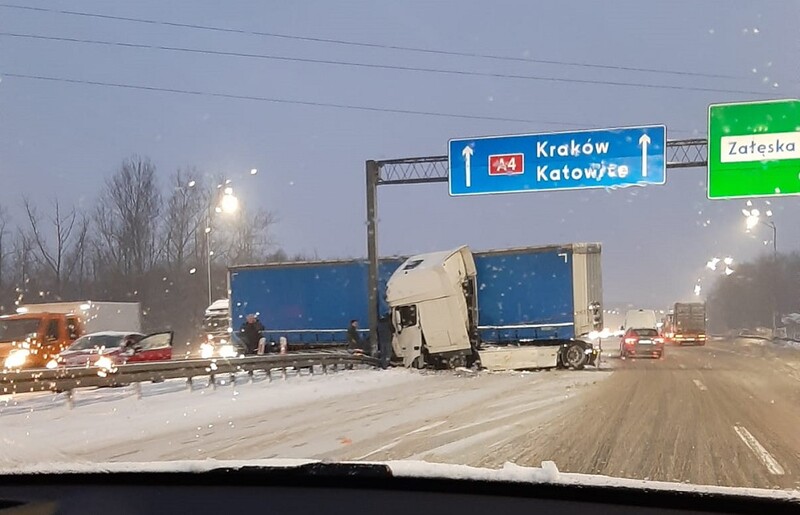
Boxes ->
[228,243,602,348]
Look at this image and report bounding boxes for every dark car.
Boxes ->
[619,327,664,359]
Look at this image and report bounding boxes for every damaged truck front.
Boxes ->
[386,245,601,371]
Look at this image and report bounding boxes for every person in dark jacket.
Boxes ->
[347,319,366,354]
[377,313,394,369]
[239,314,265,355]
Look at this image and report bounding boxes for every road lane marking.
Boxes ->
[692,379,708,391]
[733,425,785,475]
[405,425,512,461]
[355,421,448,459]
[404,420,447,436]
[354,440,400,460]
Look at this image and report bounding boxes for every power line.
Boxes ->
[0,71,600,126]
[0,2,745,81]
[0,32,778,97]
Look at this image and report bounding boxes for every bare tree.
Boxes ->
[66,215,91,298]
[23,198,81,298]
[94,156,162,278]
[217,207,278,266]
[0,206,9,292]
[9,229,35,306]
[163,168,208,272]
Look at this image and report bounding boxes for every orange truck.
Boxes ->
[0,301,141,369]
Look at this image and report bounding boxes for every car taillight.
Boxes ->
[655,337,664,344]
[624,337,637,345]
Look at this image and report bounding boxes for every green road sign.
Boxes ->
[708,99,800,199]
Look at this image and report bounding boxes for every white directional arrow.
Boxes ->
[462,145,474,187]
[638,133,651,177]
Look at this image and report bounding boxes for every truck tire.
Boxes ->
[562,342,587,370]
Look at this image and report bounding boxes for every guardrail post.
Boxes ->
[282,367,288,380]
[186,376,193,391]
[66,389,74,410]
[210,374,216,390]
[267,368,273,382]
[322,363,328,375]
[248,370,254,383]
[134,382,142,400]
[230,373,236,386]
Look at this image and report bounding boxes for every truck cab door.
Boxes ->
[392,305,423,368]
[66,317,80,344]
[37,316,65,364]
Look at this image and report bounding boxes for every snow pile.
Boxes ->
[387,460,800,499]
[388,459,559,483]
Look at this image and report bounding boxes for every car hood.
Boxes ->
[0,460,798,502]
[0,341,23,359]
[59,347,122,366]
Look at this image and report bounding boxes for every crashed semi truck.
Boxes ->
[228,243,603,370]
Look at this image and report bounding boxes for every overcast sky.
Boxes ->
[1,0,798,307]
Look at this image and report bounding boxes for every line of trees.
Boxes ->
[708,253,800,333]
[0,156,290,352]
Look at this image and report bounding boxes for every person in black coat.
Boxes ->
[239,314,265,354]
[377,313,394,368]
[347,319,367,354]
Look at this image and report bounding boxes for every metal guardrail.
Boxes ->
[0,352,382,396]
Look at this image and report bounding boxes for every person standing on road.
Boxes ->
[347,319,366,354]
[377,313,394,369]
[240,314,265,355]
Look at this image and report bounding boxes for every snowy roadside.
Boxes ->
[0,368,420,466]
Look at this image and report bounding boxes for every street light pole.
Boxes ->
[205,186,240,307]
[744,207,778,337]
[205,207,213,306]
[765,220,778,336]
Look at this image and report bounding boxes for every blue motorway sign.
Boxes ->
[448,125,666,196]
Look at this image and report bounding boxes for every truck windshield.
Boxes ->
[0,319,41,341]
[69,334,127,351]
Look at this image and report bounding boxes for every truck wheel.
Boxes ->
[562,343,587,370]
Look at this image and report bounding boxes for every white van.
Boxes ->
[623,309,658,330]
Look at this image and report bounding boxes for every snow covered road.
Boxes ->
[0,366,608,466]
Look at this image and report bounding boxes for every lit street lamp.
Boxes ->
[743,204,778,335]
[206,187,239,305]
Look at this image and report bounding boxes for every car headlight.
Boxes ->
[45,359,59,369]
[95,356,114,371]
[200,343,215,359]
[4,349,30,369]
[218,344,238,358]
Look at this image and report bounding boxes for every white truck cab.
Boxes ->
[386,246,478,368]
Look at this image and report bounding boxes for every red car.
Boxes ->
[619,327,664,359]
[49,330,173,369]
